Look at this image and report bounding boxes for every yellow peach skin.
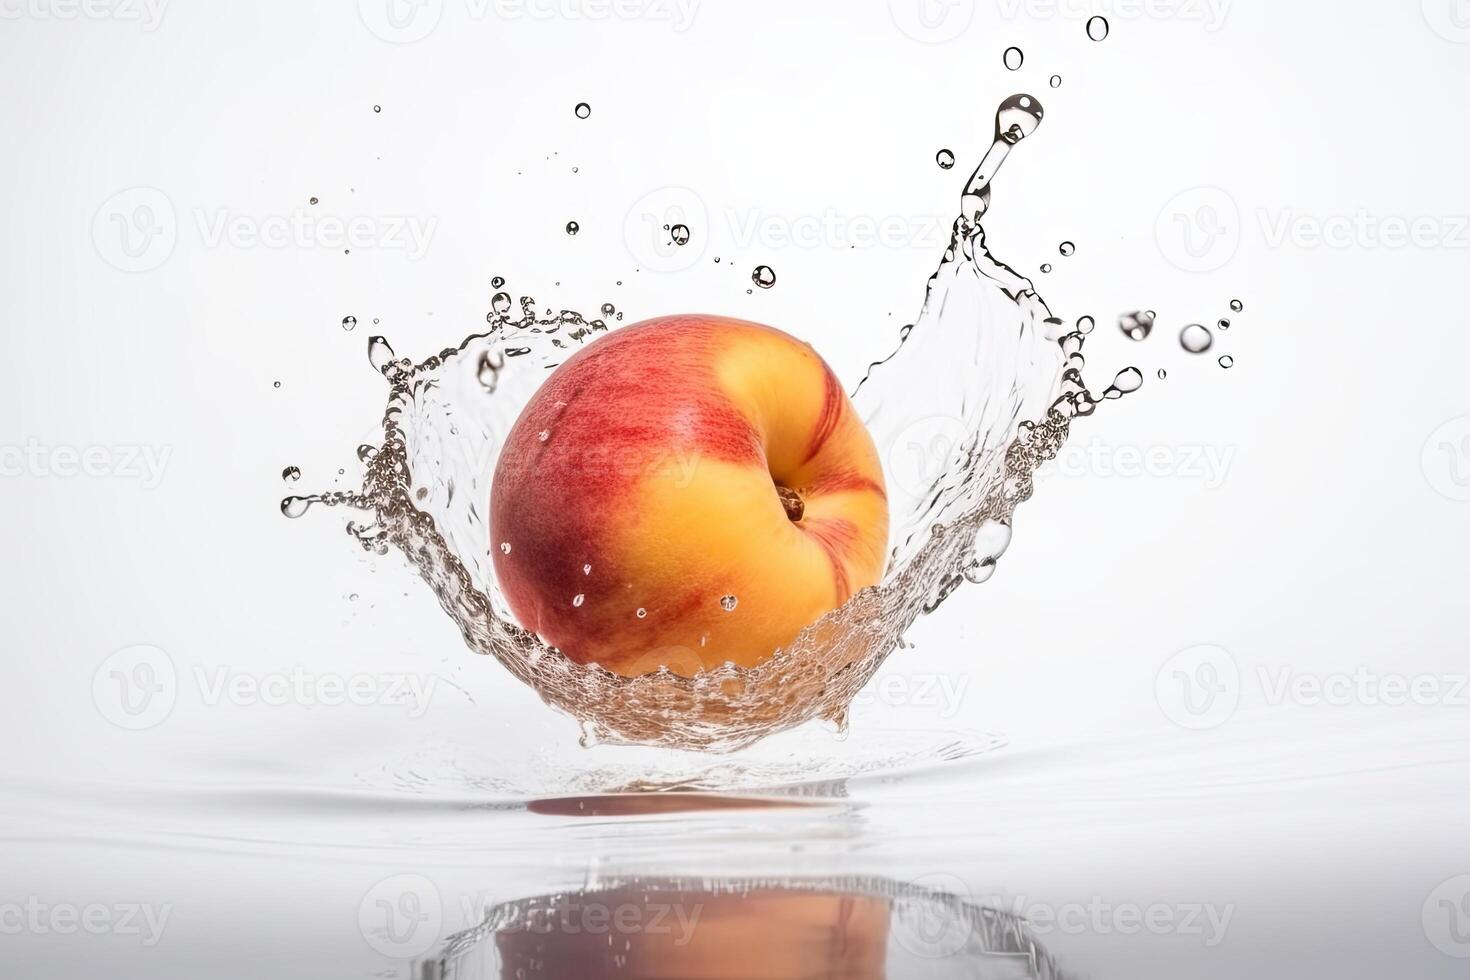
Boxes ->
[490,315,888,676]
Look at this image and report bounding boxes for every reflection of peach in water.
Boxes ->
[423,868,1072,979]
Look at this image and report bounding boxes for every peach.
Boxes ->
[490,315,888,676]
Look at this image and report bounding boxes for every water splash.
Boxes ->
[294,94,1138,751]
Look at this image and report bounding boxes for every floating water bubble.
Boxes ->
[582,563,592,575]
[1119,310,1154,341]
[751,265,776,289]
[1219,355,1234,369]
[995,93,1044,146]
[537,429,550,442]
[1059,241,1075,257]
[1076,315,1095,334]
[1040,263,1052,273]
[341,315,357,331]
[670,224,690,246]
[574,102,591,119]
[1050,74,1062,88]
[1180,323,1214,353]
[499,542,512,555]
[367,335,396,373]
[572,593,585,607]
[719,595,738,612]
[273,381,281,388]
[491,276,505,289]
[357,444,378,463]
[280,496,312,519]
[1157,368,1168,380]
[282,466,301,483]
[1103,366,1144,399]
[936,149,955,170]
[565,221,580,236]
[1218,318,1231,330]
[491,292,513,315]
[1003,47,1024,71]
[1086,16,1109,40]
[476,350,504,390]
[309,197,319,206]
[600,303,615,318]
[372,104,381,113]
[635,608,647,619]
[1230,299,1244,312]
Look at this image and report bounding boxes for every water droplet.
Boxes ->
[1180,323,1214,354]
[491,276,505,289]
[565,221,580,236]
[936,149,955,170]
[1049,74,1062,88]
[1040,263,1052,273]
[273,381,282,389]
[341,315,356,331]
[1003,46,1024,71]
[635,607,647,619]
[367,335,396,373]
[477,350,503,390]
[309,196,319,206]
[1103,367,1144,399]
[1157,368,1168,380]
[499,542,512,555]
[600,303,615,317]
[582,563,592,575]
[537,429,550,442]
[282,466,301,483]
[1119,310,1155,342]
[356,444,378,463]
[670,224,690,246]
[280,496,311,519]
[719,594,738,612]
[1219,355,1234,369]
[348,593,359,602]
[1230,299,1244,313]
[491,292,512,315]
[1059,241,1075,257]
[1076,315,1095,335]
[995,93,1044,145]
[372,104,381,113]
[572,593,585,607]
[1086,16,1109,40]
[751,265,776,289]
[574,102,591,119]
[1217,318,1231,330]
